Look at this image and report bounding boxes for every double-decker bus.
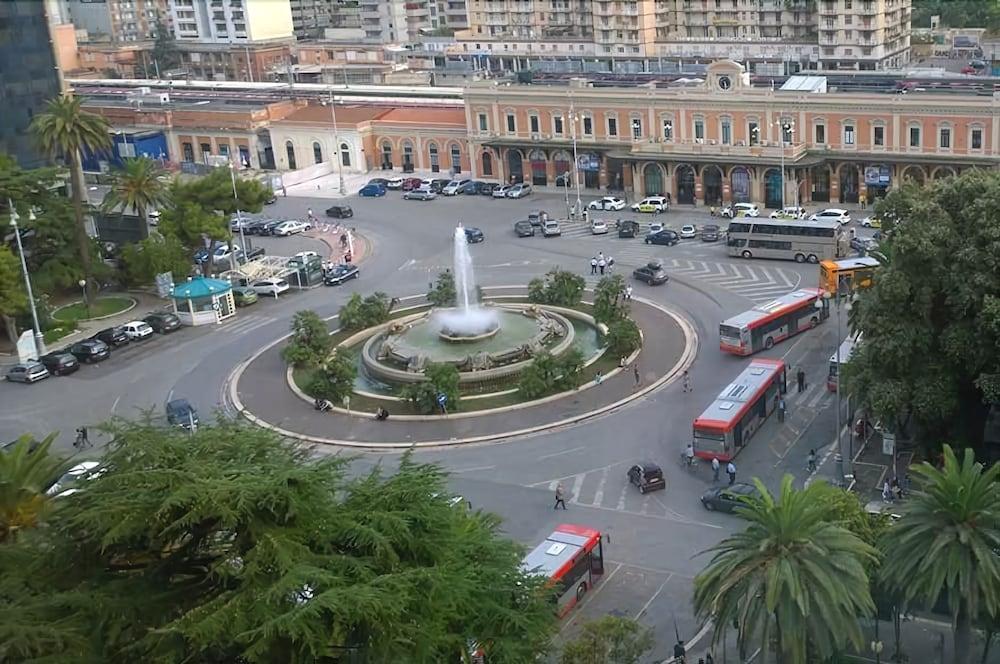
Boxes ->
[719,288,830,355]
[828,333,862,392]
[522,524,606,617]
[726,218,847,263]
[819,256,880,296]
[692,358,787,461]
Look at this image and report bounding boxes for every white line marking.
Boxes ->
[807,387,831,409]
[452,465,496,473]
[111,396,121,413]
[592,467,609,507]
[539,445,585,460]
[165,389,173,404]
[634,576,672,620]
[397,258,416,270]
[569,473,585,504]
[559,563,625,635]
[616,483,629,510]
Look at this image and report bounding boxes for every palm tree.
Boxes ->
[30,94,111,307]
[693,476,878,664]
[0,434,74,542]
[880,445,1000,664]
[101,156,170,235]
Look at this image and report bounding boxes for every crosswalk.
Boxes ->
[220,314,277,336]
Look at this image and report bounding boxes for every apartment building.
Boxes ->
[64,0,165,42]
[459,0,911,73]
[168,0,294,42]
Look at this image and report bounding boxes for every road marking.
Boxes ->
[565,500,723,528]
[559,563,625,635]
[807,386,831,409]
[397,258,416,270]
[539,445,585,460]
[592,466,609,507]
[528,459,630,487]
[616,483,629,510]
[570,473,585,504]
[111,396,121,413]
[452,464,496,473]
[634,576,672,620]
[165,388,173,404]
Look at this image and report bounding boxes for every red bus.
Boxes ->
[719,288,830,356]
[692,358,787,461]
[522,524,606,617]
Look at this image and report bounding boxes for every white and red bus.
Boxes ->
[827,333,862,392]
[522,524,606,617]
[692,358,787,461]
[719,288,830,356]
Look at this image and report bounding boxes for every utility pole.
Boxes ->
[8,201,46,357]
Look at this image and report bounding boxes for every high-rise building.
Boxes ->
[0,0,64,167]
[168,0,294,43]
[289,0,361,40]
[460,0,911,72]
[64,0,166,43]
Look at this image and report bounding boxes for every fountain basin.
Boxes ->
[435,306,501,342]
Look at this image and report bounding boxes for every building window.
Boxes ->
[554,115,564,135]
[607,117,618,137]
[482,152,493,176]
[182,142,194,162]
[529,115,540,134]
[429,144,439,171]
[381,142,392,169]
[843,124,855,146]
[694,119,705,140]
[631,117,642,140]
[721,119,731,145]
[200,142,212,159]
[450,145,462,173]
[815,124,826,144]
[662,119,673,141]
[909,126,920,147]
[286,141,297,170]
[340,143,351,167]
[749,121,759,146]
[873,126,884,147]
[313,141,323,163]
[478,113,488,131]
[939,127,951,149]
[506,113,516,133]
[218,143,230,158]
[972,128,983,150]
[780,122,793,144]
[582,115,593,136]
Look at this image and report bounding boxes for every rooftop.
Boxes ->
[271,103,391,126]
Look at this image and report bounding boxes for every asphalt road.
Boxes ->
[1,190,869,661]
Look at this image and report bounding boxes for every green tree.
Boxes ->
[30,95,112,308]
[338,292,394,332]
[604,318,641,358]
[518,349,585,399]
[0,246,27,344]
[910,0,1000,30]
[526,268,586,307]
[307,348,357,404]
[400,363,461,414]
[593,274,629,325]
[427,269,457,307]
[119,234,191,287]
[559,616,655,664]
[158,198,228,251]
[879,446,1000,664]
[101,156,171,233]
[150,17,180,72]
[281,310,332,368]
[0,434,72,543]
[0,423,556,662]
[693,476,878,664]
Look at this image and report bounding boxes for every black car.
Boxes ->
[644,229,680,246]
[258,219,285,236]
[464,227,485,243]
[144,311,181,334]
[367,177,388,187]
[514,220,535,237]
[477,182,500,196]
[700,224,721,242]
[69,339,111,363]
[627,463,666,494]
[617,219,641,238]
[38,352,80,376]
[633,260,669,285]
[166,398,199,430]
[243,219,272,235]
[429,178,451,193]
[324,263,360,286]
[325,204,354,219]
[701,482,760,513]
[237,246,266,264]
[92,326,130,348]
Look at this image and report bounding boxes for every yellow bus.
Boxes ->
[819,256,880,296]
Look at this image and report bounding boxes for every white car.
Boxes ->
[649,221,664,234]
[630,196,669,213]
[122,320,154,340]
[721,202,760,218]
[209,243,243,263]
[492,185,512,198]
[273,220,311,236]
[679,224,697,239]
[588,196,627,211]
[252,278,291,297]
[442,179,471,195]
[590,219,609,235]
[290,250,321,264]
[385,176,405,189]
[769,206,806,219]
[46,461,103,497]
[506,182,532,198]
[810,208,851,224]
[147,210,161,225]
[542,219,562,237]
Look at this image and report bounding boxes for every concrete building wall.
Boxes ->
[244,0,293,41]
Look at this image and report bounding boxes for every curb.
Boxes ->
[52,295,138,323]
[229,294,699,449]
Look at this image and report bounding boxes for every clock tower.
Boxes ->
[705,60,748,93]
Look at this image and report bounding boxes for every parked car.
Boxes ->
[323,263,360,286]
[166,398,199,430]
[273,220,311,236]
[359,183,387,197]
[851,236,879,254]
[325,204,353,218]
[527,210,549,226]
[401,177,423,191]
[251,278,290,297]
[630,196,669,213]
[588,196,627,211]
[632,260,669,285]
[442,179,471,195]
[700,224,721,242]
[239,246,266,263]
[229,215,255,231]
[460,180,482,194]
[861,216,882,228]
[46,461,102,497]
[5,361,49,383]
[367,177,388,187]
[645,229,680,246]
[542,219,562,237]
[385,176,405,189]
[477,182,500,196]
[92,326,130,348]
[122,320,154,341]
[69,339,111,363]
[264,191,277,204]
[403,187,437,201]
[232,286,258,307]
[627,462,666,494]
[506,182,532,198]
[591,219,609,235]
[769,206,807,219]
[648,221,664,234]
[143,311,181,334]
[492,184,512,198]
[257,219,285,236]
[617,219,641,238]
[514,220,536,237]
[810,208,851,224]
[701,482,760,513]
[290,250,321,265]
[38,352,80,376]
[721,202,760,218]
[679,224,697,239]
[242,219,270,235]
[464,227,485,243]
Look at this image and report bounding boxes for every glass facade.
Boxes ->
[0,1,62,168]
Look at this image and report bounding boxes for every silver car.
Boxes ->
[5,361,50,383]
[404,187,437,201]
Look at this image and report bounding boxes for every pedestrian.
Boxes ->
[597,251,604,263]
[619,355,626,368]
[796,367,806,393]
[625,284,633,300]
[554,482,567,509]
[685,442,695,467]
[882,480,893,503]
[633,362,640,387]
[281,184,287,197]
[891,477,903,501]
[590,257,598,274]
[726,461,737,485]
[850,226,857,240]
[711,456,720,482]
[706,654,715,664]
[682,370,691,393]
[854,417,867,443]
[607,256,615,273]
[807,448,817,472]
[859,191,867,210]
[598,257,606,274]
[307,208,314,222]
[777,396,786,423]
[594,371,603,386]
[673,640,686,662]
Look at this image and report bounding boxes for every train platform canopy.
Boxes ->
[780,76,828,93]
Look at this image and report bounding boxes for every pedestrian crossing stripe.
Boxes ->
[221,315,275,336]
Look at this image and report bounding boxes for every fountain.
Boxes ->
[435,226,500,342]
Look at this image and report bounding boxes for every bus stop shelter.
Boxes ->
[171,277,236,326]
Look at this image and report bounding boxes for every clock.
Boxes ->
[718,75,732,91]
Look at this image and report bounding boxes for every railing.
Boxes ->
[629,139,810,160]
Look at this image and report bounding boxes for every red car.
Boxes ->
[401,177,423,191]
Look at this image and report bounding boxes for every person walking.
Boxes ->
[606,256,614,273]
[859,191,867,210]
[307,208,314,222]
[594,371,603,386]
[711,457,720,482]
[625,284,633,300]
[590,257,598,275]
[807,448,817,472]
[682,370,692,393]
[598,256,606,275]
[633,362,640,387]
[777,396,786,423]
[796,367,806,393]
[554,482,568,509]
[726,461,737,485]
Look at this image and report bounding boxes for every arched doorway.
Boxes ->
[529,149,547,185]
[901,165,925,186]
[702,165,723,206]
[838,164,860,204]
[810,166,830,202]
[764,168,783,209]
[401,140,415,172]
[481,151,494,177]
[643,163,664,195]
[675,165,695,204]
[730,167,751,203]
[285,141,297,170]
[380,142,393,170]
[552,150,572,186]
[506,149,524,183]
[428,142,440,173]
[932,166,956,180]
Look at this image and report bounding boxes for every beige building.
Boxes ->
[459,0,911,72]
[64,0,165,42]
[168,0,294,43]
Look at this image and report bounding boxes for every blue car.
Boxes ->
[359,183,387,197]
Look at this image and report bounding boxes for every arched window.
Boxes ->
[312,141,323,164]
[402,140,414,169]
[340,143,351,167]
[285,141,297,170]
[429,142,440,172]
[380,142,392,169]
[481,152,493,176]
[450,144,462,174]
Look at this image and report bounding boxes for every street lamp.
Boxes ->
[819,285,855,487]
[228,162,246,272]
[322,91,347,196]
[8,200,46,357]
[774,119,795,210]
[568,102,583,219]
[78,279,88,311]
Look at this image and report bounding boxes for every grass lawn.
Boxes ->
[53,296,134,322]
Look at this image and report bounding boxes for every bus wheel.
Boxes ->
[794,253,806,263]
[577,582,588,602]
[810,316,819,328]
[807,254,819,263]
[765,337,774,350]
[741,250,752,259]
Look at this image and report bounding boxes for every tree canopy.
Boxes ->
[559,616,655,664]
[528,269,586,308]
[911,0,1000,30]
[282,309,333,368]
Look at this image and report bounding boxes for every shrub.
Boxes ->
[527,269,585,307]
[306,348,356,404]
[517,348,585,399]
[427,270,456,307]
[605,318,641,357]
[593,274,629,325]
[399,362,460,414]
[281,310,331,368]
[339,292,394,331]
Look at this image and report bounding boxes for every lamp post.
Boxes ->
[775,119,795,210]
[8,201,46,357]
[568,95,583,218]
[322,91,347,196]
[821,285,855,487]
[228,162,246,272]
[78,279,88,311]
